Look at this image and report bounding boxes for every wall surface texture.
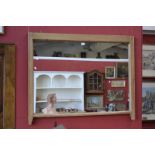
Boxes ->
[0,26,142,129]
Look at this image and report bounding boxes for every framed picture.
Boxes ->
[115,103,127,111]
[111,80,126,87]
[117,63,128,78]
[86,95,103,109]
[143,45,155,77]
[143,26,155,35]
[0,26,4,34]
[106,103,127,112]
[107,90,125,101]
[142,82,155,120]
[105,66,115,79]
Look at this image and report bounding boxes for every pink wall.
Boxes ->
[143,35,155,45]
[0,26,142,129]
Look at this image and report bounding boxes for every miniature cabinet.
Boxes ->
[34,71,84,113]
[86,70,104,93]
[85,70,104,111]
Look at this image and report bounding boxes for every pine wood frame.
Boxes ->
[0,44,16,128]
[28,32,135,125]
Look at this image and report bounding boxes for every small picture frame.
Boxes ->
[142,82,155,120]
[117,63,128,78]
[115,103,127,111]
[111,80,126,87]
[107,90,125,101]
[0,26,4,34]
[105,66,115,79]
[86,95,103,110]
[143,45,155,77]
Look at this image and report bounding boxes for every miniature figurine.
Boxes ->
[96,52,102,58]
[108,103,116,111]
[42,94,57,114]
[80,52,86,58]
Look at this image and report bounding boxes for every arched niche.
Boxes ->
[68,75,81,88]
[52,75,66,88]
[37,74,51,88]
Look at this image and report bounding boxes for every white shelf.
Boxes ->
[34,56,129,62]
[34,71,84,113]
[36,99,82,103]
[37,87,82,90]
[36,87,52,90]
[53,87,82,89]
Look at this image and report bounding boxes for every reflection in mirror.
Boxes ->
[33,40,128,59]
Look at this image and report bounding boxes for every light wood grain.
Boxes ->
[0,55,3,128]
[30,32,131,43]
[129,37,136,120]
[28,33,34,125]
[28,33,136,125]
[33,111,130,118]
[0,44,16,128]
[3,45,16,128]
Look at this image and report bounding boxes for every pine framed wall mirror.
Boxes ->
[28,32,135,125]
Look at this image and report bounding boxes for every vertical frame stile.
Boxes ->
[28,33,34,125]
[129,37,136,120]
[3,45,16,128]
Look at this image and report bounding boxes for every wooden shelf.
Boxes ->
[142,120,155,122]
[36,100,46,103]
[33,111,130,118]
[143,76,155,78]
[107,78,128,80]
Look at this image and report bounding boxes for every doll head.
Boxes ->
[47,94,57,105]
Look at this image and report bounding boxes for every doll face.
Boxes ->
[51,95,57,103]
[49,95,57,104]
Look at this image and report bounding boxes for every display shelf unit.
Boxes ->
[28,32,135,125]
[34,71,84,113]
